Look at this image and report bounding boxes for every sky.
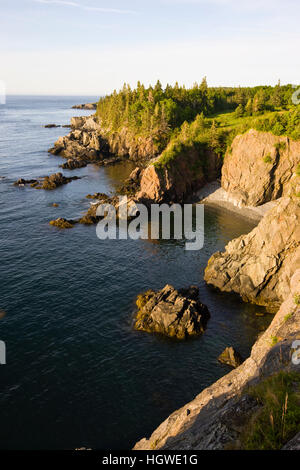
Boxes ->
[1,0,300,95]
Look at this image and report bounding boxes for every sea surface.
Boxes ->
[0,96,271,449]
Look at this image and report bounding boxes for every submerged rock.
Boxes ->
[39,172,80,190]
[134,285,210,339]
[49,218,76,229]
[14,178,38,186]
[218,347,243,368]
[204,197,300,311]
[60,159,87,170]
[44,124,61,128]
[14,173,80,190]
[72,103,97,110]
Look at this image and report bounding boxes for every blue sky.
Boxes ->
[1,0,300,95]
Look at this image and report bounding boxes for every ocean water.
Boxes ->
[0,96,271,450]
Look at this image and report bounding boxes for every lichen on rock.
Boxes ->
[134,284,210,339]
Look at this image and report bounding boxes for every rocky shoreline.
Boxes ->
[130,129,300,450]
[134,269,300,450]
[43,112,300,449]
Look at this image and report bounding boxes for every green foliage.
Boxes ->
[242,372,300,450]
[263,153,273,164]
[284,313,293,322]
[270,336,279,346]
[296,164,300,177]
[274,141,287,152]
[294,294,300,305]
[95,81,300,171]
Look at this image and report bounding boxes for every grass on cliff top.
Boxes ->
[153,107,300,171]
[241,371,300,450]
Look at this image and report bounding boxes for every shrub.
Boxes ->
[263,153,273,163]
[241,372,300,450]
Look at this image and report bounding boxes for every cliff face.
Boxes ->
[204,197,300,311]
[222,129,300,207]
[134,270,300,450]
[136,149,221,203]
[49,115,159,163]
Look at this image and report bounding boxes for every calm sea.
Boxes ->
[0,96,270,449]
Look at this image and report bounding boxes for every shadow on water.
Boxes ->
[0,96,272,450]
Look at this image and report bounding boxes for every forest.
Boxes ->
[96,79,300,168]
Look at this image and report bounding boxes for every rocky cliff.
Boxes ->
[222,129,300,206]
[134,269,300,450]
[49,115,160,165]
[204,197,300,311]
[136,148,221,203]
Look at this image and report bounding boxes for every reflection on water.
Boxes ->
[0,96,272,450]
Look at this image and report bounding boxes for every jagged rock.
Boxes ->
[39,172,80,190]
[117,167,142,196]
[222,130,300,206]
[48,116,109,162]
[14,178,38,186]
[204,197,300,311]
[72,103,97,110]
[136,148,221,203]
[49,115,160,165]
[60,159,87,170]
[86,192,109,200]
[133,270,300,450]
[282,431,300,450]
[49,218,76,229]
[14,173,80,190]
[44,124,61,128]
[218,347,243,368]
[134,285,210,339]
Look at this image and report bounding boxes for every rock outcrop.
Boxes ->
[133,270,300,450]
[44,124,61,128]
[60,159,87,170]
[218,347,243,368]
[134,285,210,339]
[49,116,110,163]
[204,197,300,311]
[49,218,76,229]
[39,172,80,190]
[49,115,160,166]
[72,103,97,110]
[14,173,80,190]
[222,130,300,207]
[136,148,222,203]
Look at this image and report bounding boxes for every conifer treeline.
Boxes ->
[96,79,296,140]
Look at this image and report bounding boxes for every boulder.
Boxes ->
[60,159,87,170]
[72,103,97,110]
[218,347,243,368]
[133,270,300,451]
[14,178,38,186]
[134,285,210,339]
[49,218,76,229]
[204,197,300,310]
[39,172,80,190]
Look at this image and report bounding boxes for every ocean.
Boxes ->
[0,96,271,449]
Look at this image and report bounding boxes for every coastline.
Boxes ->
[196,181,277,222]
